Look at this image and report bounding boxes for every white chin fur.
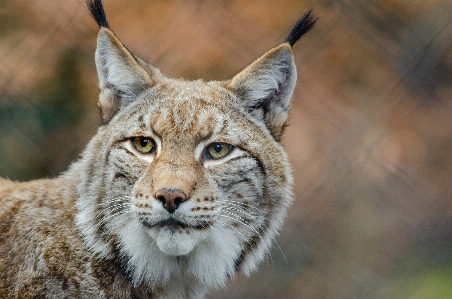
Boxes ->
[154,227,203,256]
[117,219,244,288]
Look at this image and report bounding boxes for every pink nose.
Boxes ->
[155,188,187,213]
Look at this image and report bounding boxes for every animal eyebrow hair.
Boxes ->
[86,0,109,28]
[284,9,317,47]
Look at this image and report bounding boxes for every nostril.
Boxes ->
[155,188,187,213]
[157,195,166,204]
[174,197,183,207]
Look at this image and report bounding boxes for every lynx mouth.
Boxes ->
[139,217,210,231]
[139,217,212,256]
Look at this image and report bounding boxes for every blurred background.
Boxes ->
[1,0,452,298]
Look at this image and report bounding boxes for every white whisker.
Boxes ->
[218,210,283,265]
[214,219,257,252]
[94,208,132,234]
[94,202,132,220]
[221,199,268,214]
[96,196,132,207]
[272,237,288,264]
[218,211,263,238]
[221,205,261,223]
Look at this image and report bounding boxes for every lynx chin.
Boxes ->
[0,1,316,298]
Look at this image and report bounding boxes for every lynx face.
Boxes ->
[71,0,315,293]
[75,53,293,287]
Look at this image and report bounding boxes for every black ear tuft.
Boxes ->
[284,10,317,47]
[86,0,109,28]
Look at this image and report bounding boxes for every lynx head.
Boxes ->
[74,0,316,290]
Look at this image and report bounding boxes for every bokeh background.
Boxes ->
[1,0,452,298]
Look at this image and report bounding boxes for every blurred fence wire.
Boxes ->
[1,1,452,298]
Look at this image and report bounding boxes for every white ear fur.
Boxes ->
[95,28,153,122]
[228,44,297,140]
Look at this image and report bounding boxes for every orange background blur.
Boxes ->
[1,1,452,298]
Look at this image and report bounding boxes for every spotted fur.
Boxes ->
[0,2,315,298]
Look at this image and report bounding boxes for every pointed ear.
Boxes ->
[227,44,297,141]
[95,28,154,123]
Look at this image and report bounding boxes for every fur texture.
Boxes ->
[0,2,315,298]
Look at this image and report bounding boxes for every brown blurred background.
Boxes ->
[1,0,452,298]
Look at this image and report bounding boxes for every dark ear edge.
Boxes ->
[226,44,297,141]
[86,0,109,28]
[284,10,317,47]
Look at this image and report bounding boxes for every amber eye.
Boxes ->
[205,142,233,160]
[132,137,155,154]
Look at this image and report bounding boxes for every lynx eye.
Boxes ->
[205,142,233,160]
[131,137,155,154]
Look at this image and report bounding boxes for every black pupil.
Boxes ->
[213,144,223,153]
[140,139,149,147]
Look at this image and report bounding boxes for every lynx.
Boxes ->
[0,1,316,298]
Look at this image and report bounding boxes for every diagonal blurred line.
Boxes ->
[303,12,452,201]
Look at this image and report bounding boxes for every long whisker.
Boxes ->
[96,196,132,207]
[93,202,132,220]
[272,237,288,264]
[224,205,276,265]
[205,220,222,235]
[94,211,131,235]
[219,211,264,237]
[218,211,283,265]
[94,208,130,228]
[214,219,257,251]
[214,219,269,268]
[94,208,132,234]
[201,220,212,230]
[221,206,266,237]
[221,199,268,214]
[221,205,262,223]
[216,213,263,242]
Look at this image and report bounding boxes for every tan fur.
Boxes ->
[0,6,306,299]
